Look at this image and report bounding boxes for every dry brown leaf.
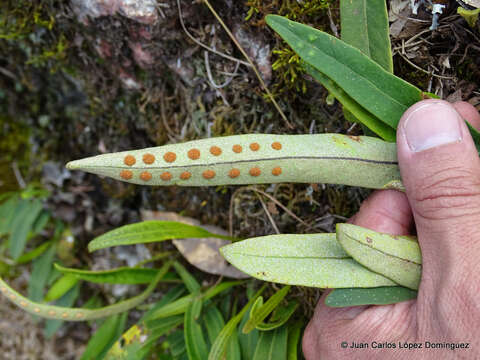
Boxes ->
[141,210,249,279]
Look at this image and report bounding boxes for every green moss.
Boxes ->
[403,71,429,91]
[0,116,30,164]
[0,116,30,193]
[26,34,68,72]
[0,2,55,40]
[245,0,334,97]
[0,1,70,72]
[271,47,307,95]
[456,58,478,83]
[245,0,333,23]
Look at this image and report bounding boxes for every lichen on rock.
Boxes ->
[71,0,158,25]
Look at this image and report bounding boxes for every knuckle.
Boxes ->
[412,166,480,221]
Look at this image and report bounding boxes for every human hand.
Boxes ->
[302,99,480,359]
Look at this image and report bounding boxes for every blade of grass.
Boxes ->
[208,284,267,360]
[55,264,163,285]
[286,321,303,360]
[173,261,200,293]
[80,314,124,360]
[243,285,291,334]
[10,199,43,259]
[252,326,288,360]
[44,274,79,302]
[88,220,233,252]
[184,295,208,360]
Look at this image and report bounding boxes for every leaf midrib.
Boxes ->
[225,253,350,260]
[346,234,421,265]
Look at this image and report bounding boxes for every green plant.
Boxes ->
[26,1,454,315]
[2,1,477,358]
[59,2,480,311]
[0,212,300,358]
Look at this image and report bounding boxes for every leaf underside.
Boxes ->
[325,287,417,307]
[220,233,397,288]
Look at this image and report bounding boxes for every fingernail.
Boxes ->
[403,102,462,152]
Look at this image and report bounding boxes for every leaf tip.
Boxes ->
[218,245,229,259]
[265,14,282,27]
[87,242,97,253]
[66,159,82,170]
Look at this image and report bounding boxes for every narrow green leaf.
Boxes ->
[203,281,245,301]
[306,66,396,141]
[221,233,397,288]
[286,321,303,360]
[145,314,185,333]
[28,242,56,302]
[31,210,50,234]
[249,296,263,318]
[44,274,79,302]
[44,283,81,337]
[243,286,291,333]
[55,263,162,284]
[238,308,259,360]
[173,261,200,293]
[0,195,20,235]
[266,15,422,129]
[10,199,43,259]
[16,240,52,264]
[184,296,208,360]
[137,316,184,359]
[325,287,418,307]
[255,301,299,331]
[340,0,393,72]
[99,312,129,359]
[340,0,392,136]
[142,284,186,322]
[148,294,194,320]
[142,316,184,353]
[226,325,242,360]
[168,329,187,358]
[208,285,267,360]
[336,223,421,289]
[0,191,16,203]
[80,315,123,360]
[252,326,288,360]
[205,306,225,345]
[337,224,421,264]
[88,220,233,252]
[204,305,242,360]
[144,280,243,322]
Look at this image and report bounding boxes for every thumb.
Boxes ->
[397,99,480,295]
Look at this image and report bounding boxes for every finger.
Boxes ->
[396,99,480,295]
[453,101,480,130]
[350,190,413,235]
[305,190,414,346]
